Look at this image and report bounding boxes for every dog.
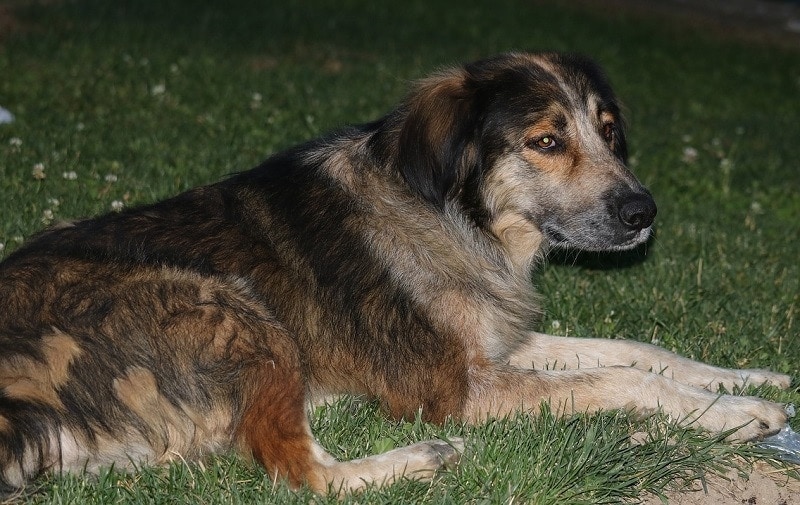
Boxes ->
[0,52,791,496]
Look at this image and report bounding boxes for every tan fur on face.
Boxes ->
[482,156,549,273]
[521,117,580,177]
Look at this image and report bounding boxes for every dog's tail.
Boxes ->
[0,330,82,497]
[0,392,62,496]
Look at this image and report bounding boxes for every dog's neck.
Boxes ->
[487,211,545,276]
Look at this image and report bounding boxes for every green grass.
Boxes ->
[11,401,783,504]
[1,0,799,503]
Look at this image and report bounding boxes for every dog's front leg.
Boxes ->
[464,364,787,442]
[506,332,791,392]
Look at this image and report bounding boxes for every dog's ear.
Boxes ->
[396,71,480,208]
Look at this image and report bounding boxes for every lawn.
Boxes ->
[1,0,799,503]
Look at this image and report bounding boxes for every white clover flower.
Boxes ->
[151,83,166,96]
[551,320,561,330]
[111,200,125,211]
[47,198,60,207]
[104,174,118,183]
[681,146,698,163]
[250,92,263,110]
[41,209,54,225]
[9,137,22,147]
[62,171,78,180]
[0,243,4,253]
[32,163,46,180]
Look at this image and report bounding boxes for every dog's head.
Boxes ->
[380,52,656,258]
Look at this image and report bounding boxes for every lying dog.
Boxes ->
[0,52,790,495]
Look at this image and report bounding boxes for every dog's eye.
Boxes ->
[538,136,556,149]
[527,136,558,151]
[602,123,615,142]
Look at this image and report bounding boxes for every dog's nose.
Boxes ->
[618,193,657,230]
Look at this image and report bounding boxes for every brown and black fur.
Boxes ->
[0,52,791,496]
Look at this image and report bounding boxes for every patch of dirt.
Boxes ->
[0,0,62,42]
[642,462,800,505]
[568,0,800,48]
[0,4,21,41]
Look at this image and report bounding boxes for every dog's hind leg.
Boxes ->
[0,273,460,497]
[235,341,462,494]
[507,332,791,392]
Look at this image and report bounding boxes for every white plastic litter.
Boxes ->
[758,404,800,464]
[0,106,13,124]
[759,426,800,464]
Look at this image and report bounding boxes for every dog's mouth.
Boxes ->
[606,226,653,251]
[542,224,569,246]
[542,222,653,252]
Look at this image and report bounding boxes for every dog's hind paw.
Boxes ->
[318,437,464,493]
[394,438,464,478]
[424,437,464,469]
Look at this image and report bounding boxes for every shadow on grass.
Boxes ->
[547,234,657,271]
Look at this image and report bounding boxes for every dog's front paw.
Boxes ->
[735,369,792,390]
[696,367,792,393]
[697,395,788,442]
